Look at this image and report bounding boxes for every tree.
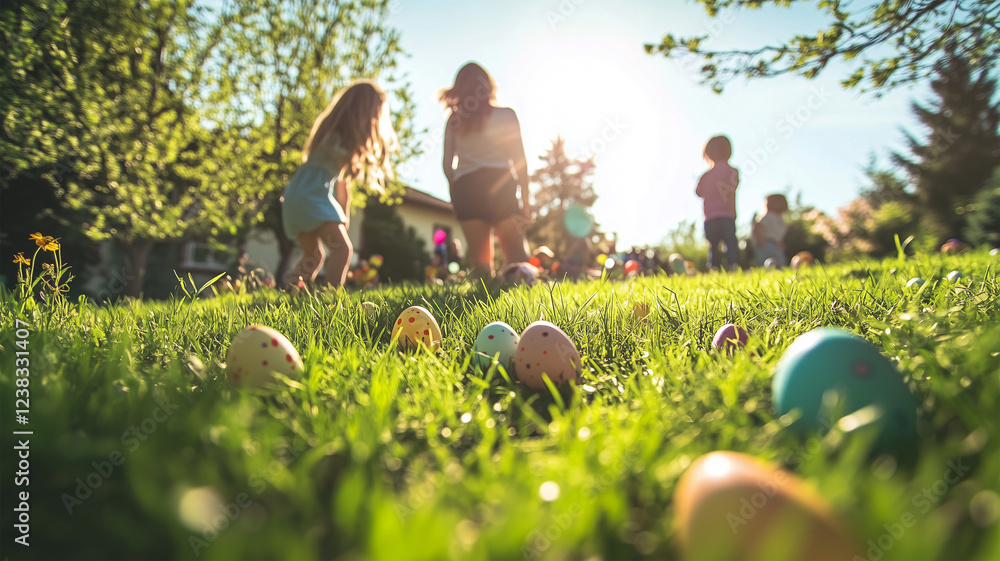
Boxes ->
[2,0,263,297]
[527,137,601,259]
[2,1,418,296]
[963,167,1000,247]
[644,0,1000,94]
[208,0,421,285]
[891,53,1000,239]
[359,198,429,282]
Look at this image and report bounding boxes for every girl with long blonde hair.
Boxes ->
[440,62,531,278]
[282,80,396,287]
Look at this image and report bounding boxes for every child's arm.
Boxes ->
[442,116,457,184]
[335,177,350,226]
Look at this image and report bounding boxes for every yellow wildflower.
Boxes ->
[30,232,54,247]
[42,239,60,252]
[13,252,30,266]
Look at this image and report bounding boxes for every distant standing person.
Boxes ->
[282,80,396,288]
[695,135,740,271]
[440,62,532,278]
[752,193,789,267]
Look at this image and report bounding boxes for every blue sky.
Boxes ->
[386,0,930,247]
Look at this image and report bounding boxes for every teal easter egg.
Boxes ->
[773,328,917,450]
[472,321,519,372]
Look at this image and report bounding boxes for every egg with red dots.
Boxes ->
[391,305,442,353]
[226,325,303,389]
[472,321,519,371]
[514,321,581,390]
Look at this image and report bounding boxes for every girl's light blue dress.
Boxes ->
[281,149,348,239]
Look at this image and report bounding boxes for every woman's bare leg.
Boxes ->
[459,219,494,278]
[495,217,531,266]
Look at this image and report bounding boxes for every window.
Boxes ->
[181,241,237,270]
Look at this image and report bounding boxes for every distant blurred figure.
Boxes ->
[695,135,740,271]
[752,194,789,267]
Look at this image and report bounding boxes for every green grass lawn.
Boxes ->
[2,252,998,560]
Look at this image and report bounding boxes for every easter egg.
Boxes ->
[633,303,650,320]
[940,239,965,254]
[906,277,925,289]
[391,306,442,353]
[773,328,918,449]
[990,248,999,256]
[624,260,640,275]
[763,258,777,270]
[369,254,384,268]
[226,325,303,388]
[361,301,378,317]
[947,270,964,282]
[669,253,687,275]
[712,324,748,351]
[472,321,519,371]
[791,251,815,270]
[675,451,860,561]
[514,321,581,389]
[597,253,608,266]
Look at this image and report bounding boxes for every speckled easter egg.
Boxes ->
[226,325,303,388]
[675,451,860,561]
[712,324,748,351]
[947,270,964,282]
[906,277,925,289]
[773,328,918,449]
[472,321,519,371]
[391,306,442,353]
[514,321,581,389]
[790,251,815,270]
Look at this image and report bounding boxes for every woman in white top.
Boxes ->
[440,63,532,278]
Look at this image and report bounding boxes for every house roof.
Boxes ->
[401,186,453,213]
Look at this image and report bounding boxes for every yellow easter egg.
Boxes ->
[226,325,303,389]
[391,306,442,353]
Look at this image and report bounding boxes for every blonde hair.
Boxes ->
[303,80,396,191]
[439,63,497,134]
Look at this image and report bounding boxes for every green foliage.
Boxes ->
[644,0,1000,93]
[359,198,430,282]
[527,137,602,258]
[1,254,998,559]
[1,0,418,296]
[963,168,1000,247]
[892,52,1000,239]
[657,220,709,271]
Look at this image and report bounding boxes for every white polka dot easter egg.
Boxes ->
[226,325,303,389]
[391,306,442,353]
[514,321,581,390]
[472,321,519,372]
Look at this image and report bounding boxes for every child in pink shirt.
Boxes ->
[695,135,740,271]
